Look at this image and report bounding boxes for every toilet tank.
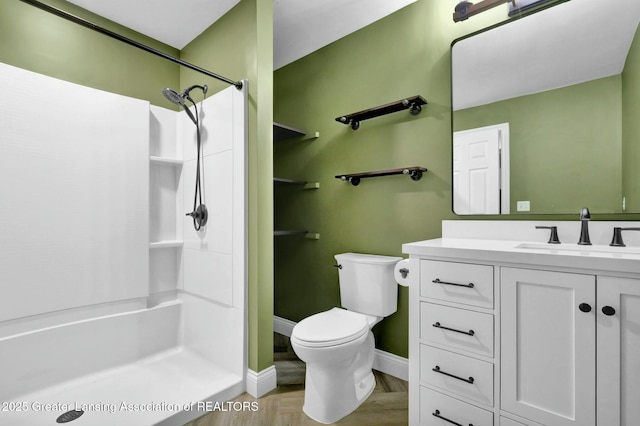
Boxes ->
[335,253,402,317]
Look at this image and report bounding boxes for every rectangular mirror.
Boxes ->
[451,0,640,215]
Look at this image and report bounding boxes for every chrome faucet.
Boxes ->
[577,207,591,245]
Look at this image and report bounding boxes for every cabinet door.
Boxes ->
[501,268,595,426]
[597,276,640,426]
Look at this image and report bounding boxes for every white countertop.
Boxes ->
[403,237,640,275]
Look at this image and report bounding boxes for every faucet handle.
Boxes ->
[536,226,561,244]
[609,227,640,247]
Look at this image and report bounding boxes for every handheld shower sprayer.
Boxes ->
[162,84,209,231]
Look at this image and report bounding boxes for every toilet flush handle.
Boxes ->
[399,268,409,279]
[333,264,342,269]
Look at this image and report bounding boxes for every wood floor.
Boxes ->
[184,335,408,426]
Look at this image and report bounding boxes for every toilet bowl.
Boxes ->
[291,307,380,424]
[290,252,404,424]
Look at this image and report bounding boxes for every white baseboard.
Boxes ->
[273,315,408,382]
[372,348,409,381]
[273,315,297,336]
[246,365,277,398]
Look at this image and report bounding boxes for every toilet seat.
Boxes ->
[292,308,369,347]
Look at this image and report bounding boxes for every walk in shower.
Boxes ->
[0,3,248,425]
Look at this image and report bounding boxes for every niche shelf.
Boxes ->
[149,155,183,250]
[274,230,320,239]
[273,121,320,241]
[273,122,320,142]
[150,240,184,249]
[273,177,320,238]
[335,95,427,130]
[273,178,320,189]
[336,166,428,186]
[150,156,184,166]
[273,122,305,141]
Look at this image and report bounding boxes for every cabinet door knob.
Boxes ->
[602,305,616,316]
[578,303,592,313]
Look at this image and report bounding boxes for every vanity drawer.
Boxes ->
[420,344,494,406]
[420,386,493,426]
[421,302,494,357]
[421,260,494,309]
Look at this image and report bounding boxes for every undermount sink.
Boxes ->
[515,242,640,256]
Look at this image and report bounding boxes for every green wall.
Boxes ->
[454,76,622,214]
[273,2,507,358]
[622,23,640,212]
[0,0,179,107]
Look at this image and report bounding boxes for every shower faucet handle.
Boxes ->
[535,226,561,244]
[186,204,208,231]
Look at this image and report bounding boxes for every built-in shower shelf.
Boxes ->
[150,240,183,249]
[150,156,183,166]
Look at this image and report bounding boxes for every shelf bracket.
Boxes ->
[336,166,427,186]
[335,95,427,130]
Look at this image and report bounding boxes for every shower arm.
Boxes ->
[18,0,243,90]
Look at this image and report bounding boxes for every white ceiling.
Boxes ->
[452,0,640,110]
[65,0,416,70]
[272,0,415,69]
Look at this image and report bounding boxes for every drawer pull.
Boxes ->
[432,409,473,426]
[433,278,475,288]
[432,365,474,384]
[433,321,475,336]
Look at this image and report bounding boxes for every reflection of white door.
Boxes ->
[453,123,509,214]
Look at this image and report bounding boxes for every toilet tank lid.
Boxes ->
[335,253,403,264]
[292,308,368,346]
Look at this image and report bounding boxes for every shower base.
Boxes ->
[1,349,243,425]
[0,298,245,425]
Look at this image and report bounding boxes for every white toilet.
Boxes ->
[290,252,403,424]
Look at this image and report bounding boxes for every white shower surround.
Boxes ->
[0,62,247,425]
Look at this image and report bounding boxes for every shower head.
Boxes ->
[161,85,208,126]
[162,88,186,106]
[162,85,205,126]
[162,85,208,106]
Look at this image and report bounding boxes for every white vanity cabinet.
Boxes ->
[405,235,640,426]
[596,276,640,426]
[500,268,596,426]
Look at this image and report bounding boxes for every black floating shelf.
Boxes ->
[336,95,427,130]
[335,166,427,186]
